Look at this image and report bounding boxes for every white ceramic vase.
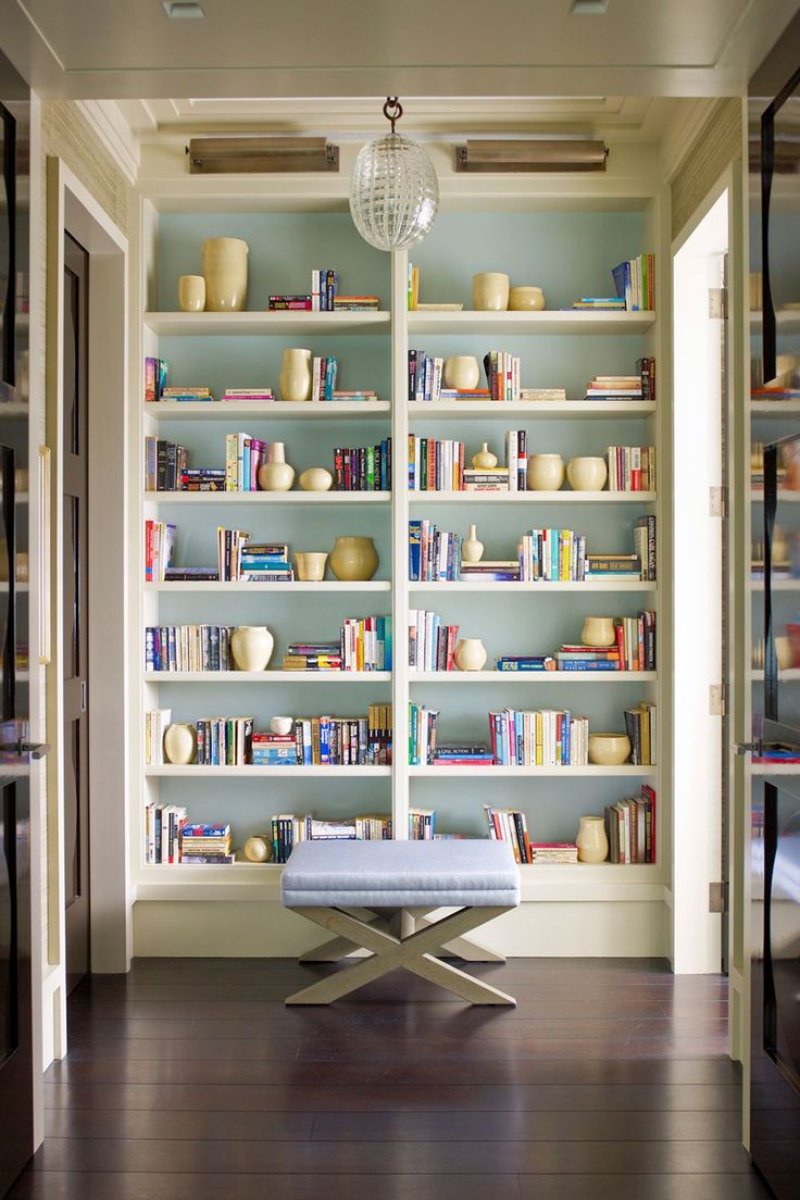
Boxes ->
[230,626,274,671]
[279,348,313,402]
[298,466,333,492]
[178,274,206,312]
[201,237,248,312]
[444,355,481,390]
[163,722,197,766]
[472,442,498,469]
[576,815,609,864]
[527,453,565,491]
[472,272,510,311]
[580,616,615,647]
[257,442,295,491]
[329,536,379,581]
[453,637,488,672]
[462,523,484,564]
[567,456,608,491]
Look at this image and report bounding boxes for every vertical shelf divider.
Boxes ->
[391,249,410,839]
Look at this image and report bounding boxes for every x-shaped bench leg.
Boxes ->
[300,906,505,964]
[286,905,515,1006]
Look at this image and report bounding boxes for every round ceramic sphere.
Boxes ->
[298,467,333,492]
[243,835,272,863]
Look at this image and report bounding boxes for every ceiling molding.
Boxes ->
[75,100,140,183]
[658,98,719,181]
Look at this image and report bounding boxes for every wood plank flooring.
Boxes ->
[6,957,775,1200]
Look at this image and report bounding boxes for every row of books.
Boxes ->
[144,438,188,491]
[613,612,656,672]
[484,804,532,862]
[144,803,187,864]
[607,445,656,492]
[267,269,340,311]
[489,708,590,767]
[408,437,464,491]
[624,702,657,766]
[146,624,232,672]
[144,520,176,582]
[408,610,459,672]
[611,254,655,312]
[215,529,294,583]
[195,716,254,766]
[144,708,172,765]
[633,515,657,582]
[226,434,270,491]
[606,785,657,863]
[519,530,586,582]
[583,359,656,403]
[332,440,392,491]
[409,703,439,766]
[254,710,392,766]
[270,809,429,863]
[484,352,522,402]
[282,616,393,672]
[408,521,461,582]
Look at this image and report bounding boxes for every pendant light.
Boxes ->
[349,97,439,252]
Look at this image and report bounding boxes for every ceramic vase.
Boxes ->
[527,453,565,491]
[576,815,609,864]
[257,442,295,491]
[453,637,488,671]
[230,626,274,671]
[581,616,615,647]
[243,835,272,863]
[508,285,545,311]
[472,442,498,469]
[294,551,328,582]
[279,348,313,402]
[178,274,206,312]
[201,237,248,312]
[329,536,379,581]
[462,523,484,564]
[444,355,481,390]
[587,734,631,766]
[566,456,608,491]
[163,722,197,766]
[298,466,333,492]
[472,272,510,311]
[270,716,294,735]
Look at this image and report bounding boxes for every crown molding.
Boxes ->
[75,100,140,184]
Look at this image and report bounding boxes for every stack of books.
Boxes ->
[163,565,219,582]
[144,708,172,765]
[180,468,226,492]
[180,822,234,865]
[409,808,435,839]
[433,745,494,766]
[584,374,643,402]
[484,804,531,863]
[408,520,461,582]
[160,385,214,402]
[633,515,657,581]
[483,351,521,402]
[268,294,313,311]
[606,445,656,491]
[438,388,492,401]
[460,560,520,582]
[252,732,298,766]
[144,437,188,492]
[519,387,567,403]
[144,519,176,582]
[555,644,620,672]
[605,785,657,863]
[584,553,641,581]
[340,615,393,671]
[624,702,657,765]
[408,609,460,672]
[519,529,586,581]
[333,439,392,490]
[408,702,439,765]
[496,655,556,672]
[144,356,169,402]
[530,842,579,865]
[144,803,187,865]
[333,295,380,312]
[408,437,464,491]
[489,708,590,766]
[611,254,655,311]
[239,542,294,584]
[145,624,232,672]
[282,642,342,671]
[331,390,379,402]
[571,297,626,312]
[225,432,269,491]
[462,465,510,492]
[222,387,274,403]
[196,717,254,766]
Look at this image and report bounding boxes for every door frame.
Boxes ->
[45,157,130,1061]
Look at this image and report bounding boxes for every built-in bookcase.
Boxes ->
[132,173,669,956]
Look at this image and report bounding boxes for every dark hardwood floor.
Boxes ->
[7,957,774,1200]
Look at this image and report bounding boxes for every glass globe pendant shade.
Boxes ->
[350,131,439,252]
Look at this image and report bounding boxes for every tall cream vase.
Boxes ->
[280,348,313,401]
[201,237,248,312]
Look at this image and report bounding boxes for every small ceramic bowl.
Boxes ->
[588,733,632,766]
[508,285,545,311]
[270,716,294,736]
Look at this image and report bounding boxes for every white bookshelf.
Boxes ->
[131,169,667,958]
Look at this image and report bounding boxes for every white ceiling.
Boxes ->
[1,0,799,106]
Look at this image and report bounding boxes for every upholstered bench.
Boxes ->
[281,839,520,1006]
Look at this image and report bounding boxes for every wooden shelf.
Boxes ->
[145,580,391,593]
[408,764,657,777]
[145,670,392,683]
[408,400,656,419]
[144,491,391,505]
[146,764,392,777]
[146,400,390,421]
[408,490,655,504]
[409,580,657,593]
[407,310,656,336]
[144,310,390,336]
[409,670,657,683]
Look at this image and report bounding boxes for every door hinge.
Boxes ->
[709,485,727,517]
[709,683,726,717]
[709,881,729,914]
[709,287,727,319]
[80,679,87,713]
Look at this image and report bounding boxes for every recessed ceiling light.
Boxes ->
[571,0,609,13]
[162,1,205,18]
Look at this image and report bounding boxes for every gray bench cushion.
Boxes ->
[281,840,520,909]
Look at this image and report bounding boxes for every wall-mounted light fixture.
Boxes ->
[186,137,339,174]
[455,139,608,173]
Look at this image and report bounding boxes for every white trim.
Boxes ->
[659,99,717,183]
[75,100,140,185]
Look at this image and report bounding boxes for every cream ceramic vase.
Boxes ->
[294,551,328,582]
[201,237,248,312]
[527,453,565,491]
[581,616,615,647]
[472,272,510,311]
[454,637,488,672]
[279,347,313,402]
[567,456,608,491]
[257,442,295,492]
[508,285,545,311]
[472,442,498,469]
[298,466,333,492]
[444,355,481,390]
[576,815,609,864]
[329,536,379,581]
[588,733,632,766]
[178,274,206,312]
[243,835,272,863]
[163,722,197,766]
[230,626,274,671]
[462,524,484,564]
